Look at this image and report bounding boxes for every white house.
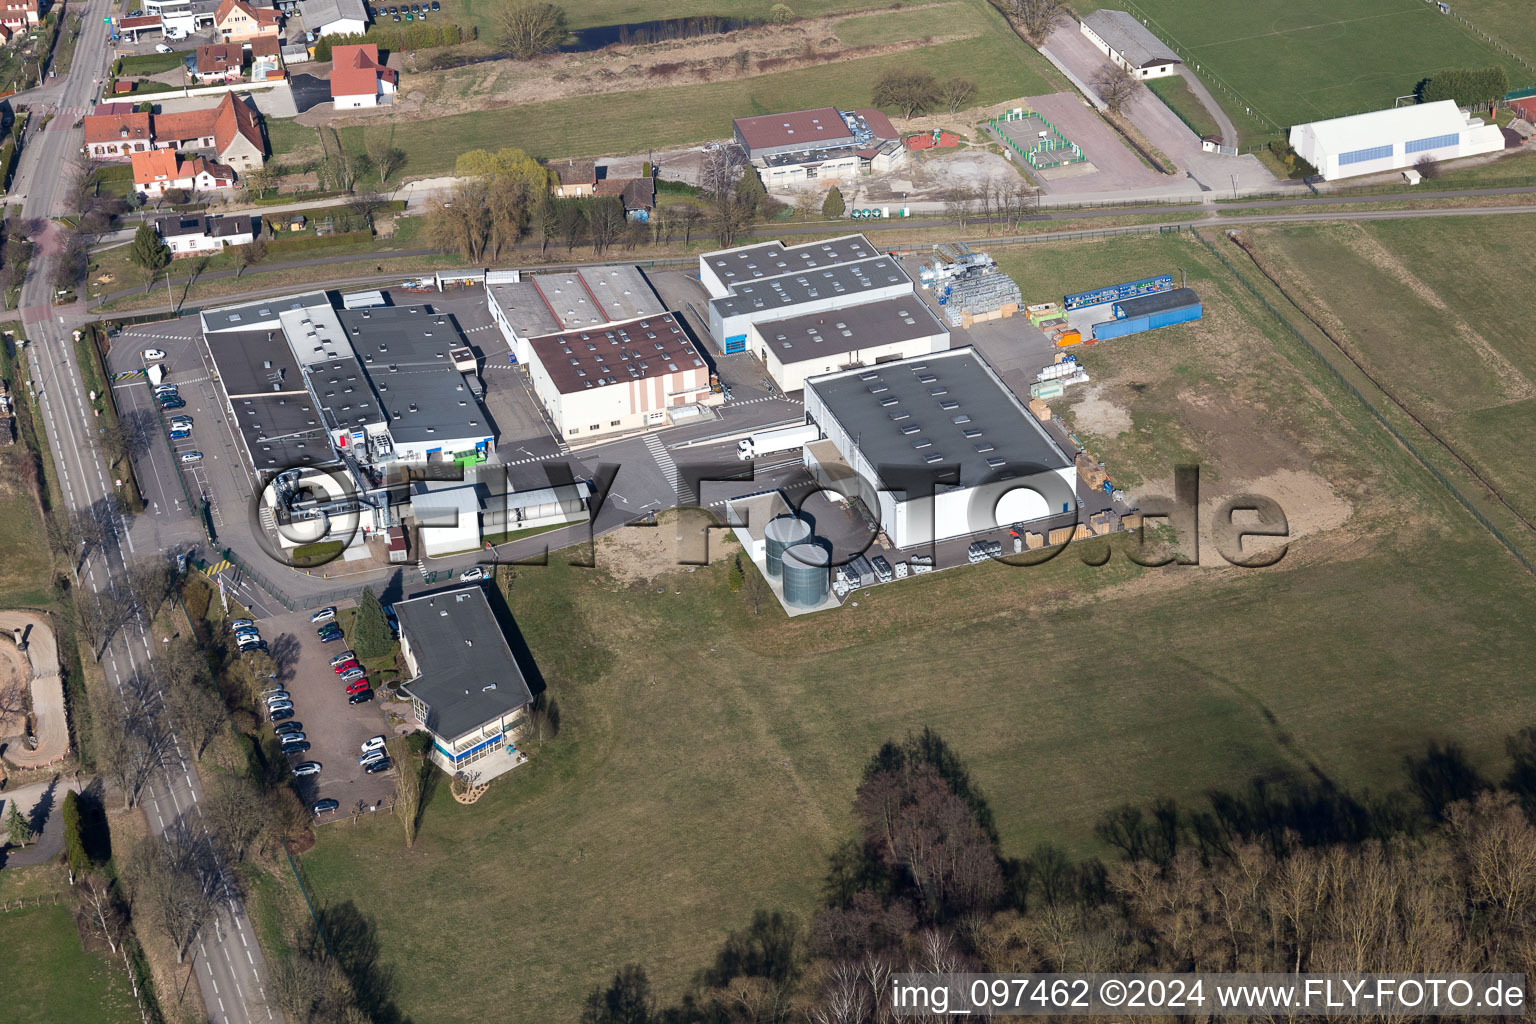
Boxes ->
[329,42,395,108]
[156,214,258,255]
[1289,100,1506,181]
[1080,10,1181,80]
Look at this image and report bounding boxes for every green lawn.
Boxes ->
[833,1,986,46]
[1247,215,1536,526]
[1146,74,1222,140]
[366,27,1056,172]
[0,331,55,609]
[439,0,890,34]
[115,50,188,76]
[1,904,142,1024]
[1078,0,1529,134]
[1454,0,1536,75]
[295,231,1536,1023]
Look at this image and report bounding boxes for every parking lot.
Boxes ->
[257,604,398,816]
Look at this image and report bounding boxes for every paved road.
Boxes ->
[14,1,278,1022]
[0,611,66,770]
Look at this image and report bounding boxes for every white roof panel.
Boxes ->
[1300,100,1469,154]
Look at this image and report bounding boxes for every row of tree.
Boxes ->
[577,727,1536,1023]
[870,69,978,119]
[1418,66,1509,107]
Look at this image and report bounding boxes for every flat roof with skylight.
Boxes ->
[709,256,909,321]
[755,296,946,363]
[527,312,705,393]
[701,234,882,290]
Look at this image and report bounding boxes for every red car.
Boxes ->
[345,678,371,695]
[333,659,359,675]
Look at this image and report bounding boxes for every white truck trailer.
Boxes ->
[736,422,819,460]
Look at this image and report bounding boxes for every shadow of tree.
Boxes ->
[315,900,411,1024]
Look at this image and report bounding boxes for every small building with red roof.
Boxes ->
[329,43,395,109]
[132,149,237,196]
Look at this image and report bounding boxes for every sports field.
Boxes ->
[298,230,1536,1022]
[1078,0,1529,129]
[1244,215,1536,532]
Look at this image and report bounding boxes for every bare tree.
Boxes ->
[76,871,126,953]
[1006,0,1067,44]
[1094,61,1139,114]
[125,823,230,964]
[124,555,174,620]
[941,76,977,115]
[741,559,769,615]
[872,68,939,119]
[677,204,705,244]
[492,0,567,59]
[92,672,177,809]
[588,196,627,255]
[161,641,226,760]
[365,132,405,184]
[346,190,386,225]
[202,774,266,864]
[389,736,421,848]
[235,238,267,278]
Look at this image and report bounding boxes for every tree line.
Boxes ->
[1417,66,1509,108]
[578,728,1536,1023]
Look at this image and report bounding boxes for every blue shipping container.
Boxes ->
[1091,303,1202,341]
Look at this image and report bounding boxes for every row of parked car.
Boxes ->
[150,367,204,464]
[367,0,441,21]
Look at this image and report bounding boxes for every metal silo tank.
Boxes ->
[763,515,811,579]
[781,542,830,608]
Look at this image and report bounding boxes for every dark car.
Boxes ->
[430,1,439,10]
[159,396,186,410]
[318,631,344,643]
[364,757,392,774]
[318,624,343,639]
[312,798,339,816]
[280,740,311,755]
[270,707,294,722]
[347,688,374,704]
[274,721,304,736]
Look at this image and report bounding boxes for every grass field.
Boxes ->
[2,904,142,1024]
[297,232,1536,1023]
[0,330,55,609]
[833,1,986,46]
[438,0,889,34]
[367,6,1056,171]
[1244,215,1536,527]
[1454,0,1536,74]
[1146,74,1221,141]
[1078,0,1529,133]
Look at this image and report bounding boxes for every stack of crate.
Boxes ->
[944,270,1024,327]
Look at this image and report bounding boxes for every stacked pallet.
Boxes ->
[1075,452,1108,490]
[943,270,1024,327]
[1089,510,1119,535]
[1048,526,1074,545]
[1025,532,1044,549]
[1027,397,1051,421]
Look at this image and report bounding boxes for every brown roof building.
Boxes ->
[82,93,264,172]
[551,159,596,197]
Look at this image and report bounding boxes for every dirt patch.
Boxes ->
[0,640,30,738]
[1070,384,1131,437]
[594,508,734,586]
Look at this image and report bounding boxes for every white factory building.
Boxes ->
[524,312,721,441]
[747,296,950,392]
[699,235,916,365]
[802,348,1077,549]
[1079,10,1181,80]
[485,265,668,366]
[1289,100,1505,181]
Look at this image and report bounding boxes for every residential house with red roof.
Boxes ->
[214,0,280,42]
[131,149,237,196]
[82,93,265,172]
[191,42,244,83]
[0,0,38,37]
[329,43,395,108]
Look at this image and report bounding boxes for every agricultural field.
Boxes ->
[1076,0,1529,131]
[2,904,143,1024]
[299,232,1536,1023]
[343,0,1058,173]
[1242,215,1536,530]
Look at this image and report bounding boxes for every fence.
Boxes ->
[1191,229,1535,577]
[991,112,1088,169]
[0,891,63,911]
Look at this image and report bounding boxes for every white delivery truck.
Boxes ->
[736,422,819,461]
[147,363,166,387]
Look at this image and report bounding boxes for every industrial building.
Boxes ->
[396,587,535,782]
[732,107,905,187]
[1289,100,1505,181]
[484,265,668,365]
[411,470,593,557]
[745,296,950,392]
[524,311,720,440]
[1079,10,1181,79]
[802,348,1077,549]
[699,235,915,361]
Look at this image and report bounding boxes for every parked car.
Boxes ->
[274,721,303,736]
[154,43,173,53]
[270,707,294,722]
[318,630,343,643]
[170,416,193,431]
[459,566,487,582]
[280,740,311,755]
[152,383,178,396]
[359,750,386,766]
[430,1,439,10]
[231,619,255,629]
[404,10,412,19]
[168,427,191,441]
[364,757,392,774]
[276,731,306,744]
[312,798,339,816]
[329,650,356,667]
[360,735,387,753]
[264,691,290,704]
[159,397,186,410]
[317,624,342,638]
[309,606,336,623]
[339,667,366,683]
[239,640,268,652]
[391,11,399,19]
[267,701,294,716]
[142,348,166,361]
[333,659,359,675]
[291,761,322,777]
[347,689,374,704]
[384,605,399,636]
[345,679,370,695]
[179,451,203,464]
[259,683,284,695]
